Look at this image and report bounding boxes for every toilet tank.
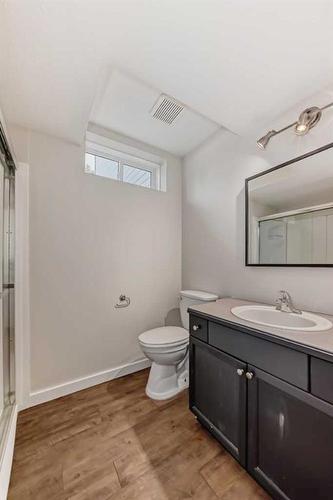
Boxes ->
[179,290,219,330]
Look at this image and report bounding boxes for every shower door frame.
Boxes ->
[0,150,16,414]
[0,125,17,498]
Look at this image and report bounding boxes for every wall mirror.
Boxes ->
[246,143,333,266]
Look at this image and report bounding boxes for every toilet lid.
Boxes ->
[139,326,189,346]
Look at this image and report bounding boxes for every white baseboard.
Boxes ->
[26,358,151,409]
[0,405,17,500]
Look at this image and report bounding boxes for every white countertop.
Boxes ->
[189,298,333,356]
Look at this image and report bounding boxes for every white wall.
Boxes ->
[182,94,333,315]
[9,125,182,397]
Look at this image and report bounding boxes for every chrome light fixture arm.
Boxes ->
[257,101,333,149]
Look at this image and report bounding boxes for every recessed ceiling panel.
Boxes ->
[89,71,220,157]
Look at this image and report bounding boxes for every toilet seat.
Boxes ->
[138,326,189,348]
[139,341,188,357]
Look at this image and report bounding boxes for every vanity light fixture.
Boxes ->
[257,101,333,149]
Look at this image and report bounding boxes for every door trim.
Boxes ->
[15,163,30,409]
[0,404,17,500]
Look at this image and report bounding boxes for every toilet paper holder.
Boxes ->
[115,294,131,308]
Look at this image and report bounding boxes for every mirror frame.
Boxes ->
[245,142,333,267]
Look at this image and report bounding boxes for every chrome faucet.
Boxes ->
[275,290,301,314]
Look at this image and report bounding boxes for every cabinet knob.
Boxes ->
[246,371,254,380]
[192,324,201,331]
[236,368,244,377]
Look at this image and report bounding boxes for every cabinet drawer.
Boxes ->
[209,322,308,390]
[311,357,333,404]
[189,315,208,342]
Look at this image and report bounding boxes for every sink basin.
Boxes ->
[231,305,332,332]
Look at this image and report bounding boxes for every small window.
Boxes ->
[85,137,163,191]
[123,164,152,188]
[85,153,119,180]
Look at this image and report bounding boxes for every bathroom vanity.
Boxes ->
[188,298,333,500]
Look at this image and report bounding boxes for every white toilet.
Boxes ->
[138,290,219,400]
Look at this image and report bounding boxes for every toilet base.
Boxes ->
[145,357,189,400]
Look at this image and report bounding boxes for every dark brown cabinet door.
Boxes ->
[247,365,333,500]
[189,337,247,465]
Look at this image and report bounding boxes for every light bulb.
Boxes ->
[295,123,308,135]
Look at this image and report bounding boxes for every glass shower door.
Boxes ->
[3,169,15,408]
[0,151,15,440]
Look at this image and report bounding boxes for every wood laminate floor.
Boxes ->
[8,369,270,500]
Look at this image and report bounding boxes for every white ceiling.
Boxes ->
[90,70,220,156]
[1,0,333,153]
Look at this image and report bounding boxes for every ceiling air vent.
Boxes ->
[150,94,184,125]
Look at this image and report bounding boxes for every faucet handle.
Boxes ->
[276,290,301,314]
[276,290,290,310]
